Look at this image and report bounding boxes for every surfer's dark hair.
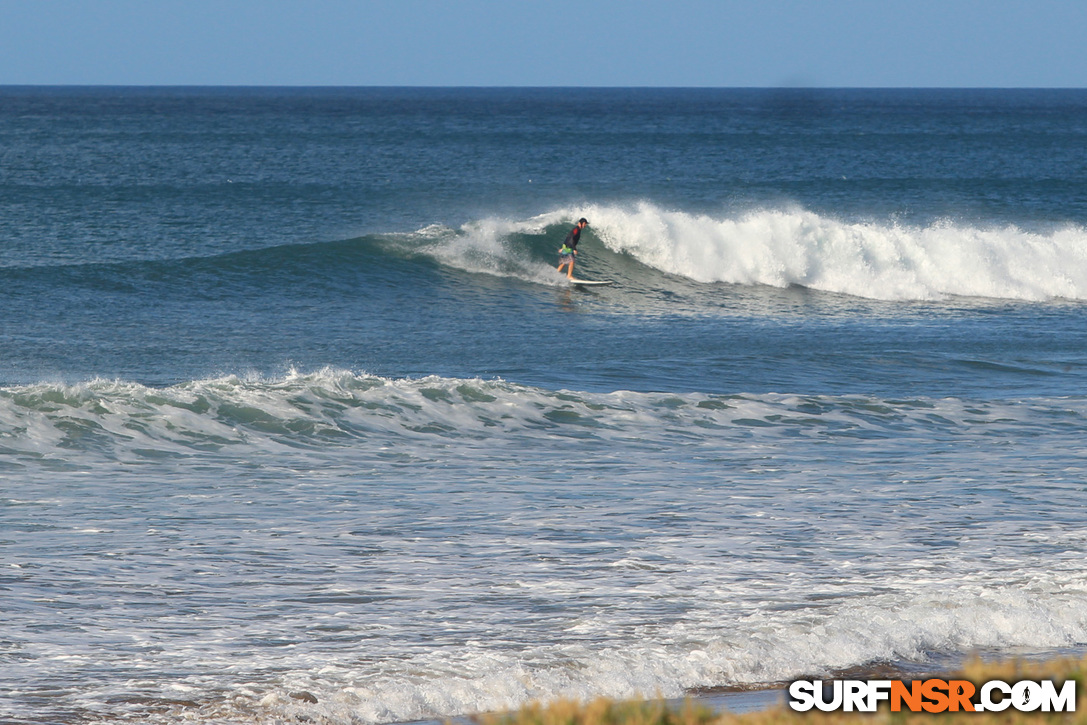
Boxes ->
[579,218,588,224]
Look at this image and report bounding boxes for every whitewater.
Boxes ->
[405,203,1087,301]
[5,370,1087,724]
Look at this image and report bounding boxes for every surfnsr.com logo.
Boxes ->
[788,679,1077,713]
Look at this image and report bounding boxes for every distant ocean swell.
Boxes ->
[4,368,1087,466]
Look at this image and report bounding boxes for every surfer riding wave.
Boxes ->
[557,218,588,279]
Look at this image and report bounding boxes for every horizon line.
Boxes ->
[1,84,1085,91]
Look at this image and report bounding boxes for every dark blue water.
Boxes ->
[4,88,1087,392]
[2,88,1087,725]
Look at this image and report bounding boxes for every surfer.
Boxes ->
[557,218,588,279]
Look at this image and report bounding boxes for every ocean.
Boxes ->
[2,87,1087,724]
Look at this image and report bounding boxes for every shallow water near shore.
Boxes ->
[401,646,1087,725]
[3,87,1087,724]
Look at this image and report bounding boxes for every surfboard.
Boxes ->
[569,278,614,286]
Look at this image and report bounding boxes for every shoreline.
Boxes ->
[398,647,1087,725]
[470,652,1087,725]
[688,646,1087,715]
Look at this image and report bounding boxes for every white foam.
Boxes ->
[382,204,1087,301]
[172,573,1087,725]
[580,202,1087,301]
[396,213,572,286]
[2,371,1086,467]
[6,372,1087,724]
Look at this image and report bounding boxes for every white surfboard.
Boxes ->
[568,278,614,286]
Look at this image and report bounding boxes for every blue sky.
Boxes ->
[1,0,1085,87]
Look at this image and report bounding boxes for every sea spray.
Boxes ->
[6,369,1087,466]
[387,204,1087,301]
[582,203,1087,301]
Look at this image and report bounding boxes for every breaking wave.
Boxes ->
[5,369,1087,724]
[3,367,1087,468]
[7,203,1086,305]
[394,203,1087,301]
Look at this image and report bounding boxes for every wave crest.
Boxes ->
[15,204,1081,303]
[3,368,1086,468]
[579,202,1087,301]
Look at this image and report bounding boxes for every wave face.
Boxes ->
[5,367,1087,465]
[5,204,1087,307]
[252,204,1087,303]
[4,370,1087,723]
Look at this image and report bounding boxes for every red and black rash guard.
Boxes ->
[561,225,582,252]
